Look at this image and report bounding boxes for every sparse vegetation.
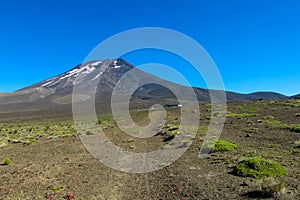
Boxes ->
[247,108,256,113]
[202,139,238,152]
[163,131,178,142]
[269,99,300,107]
[235,157,286,179]
[214,140,238,152]
[226,112,258,118]
[2,157,12,166]
[295,140,300,147]
[262,117,288,129]
[243,127,259,133]
[0,120,76,146]
[290,124,300,133]
[260,178,286,198]
[50,186,61,192]
[0,99,299,199]
[162,124,179,142]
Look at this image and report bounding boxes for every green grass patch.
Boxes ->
[197,125,208,134]
[214,140,238,151]
[166,115,173,121]
[163,131,177,142]
[226,112,258,118]
[2,157,12,166]
[202,139,238,152]
[165,124,179,131]
[295,140,300,148]
[262,118,288,129]
[162,124,179,142]
[263,115,275,120]
[234,157,286,179]
[0,139,8,148]
[247,108,256,113]
[0,120,76,147]
[49,186,61,192]
[290,124,300,133]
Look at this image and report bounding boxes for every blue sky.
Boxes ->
[0,0,299,95]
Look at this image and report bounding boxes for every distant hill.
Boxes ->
[247,92,288,100]
[290,94,300,99]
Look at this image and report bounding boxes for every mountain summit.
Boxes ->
[18,58,133,93]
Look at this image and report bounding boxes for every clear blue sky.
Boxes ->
[0,0,299,95]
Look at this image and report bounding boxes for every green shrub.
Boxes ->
[234,157,286,179]
[163,131,177,142]
[263,115,275,120]
[295,113,300,117]
[214,140,238,151]
[50,186,61,192]
[247,108,256,113]
[166,124,179,131]
[3,157,12,166]
[295,140,300,147]
[290,124,300,133]
[202,139,238,152]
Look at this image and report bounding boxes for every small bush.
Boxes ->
[202,139,238,152]
[166,124,179,131]
[290,124,300,133]
[50,186,61,192]
[3,157,12,166]
[247,108,256,113]
[234,157,286,179]
[247,178,286,198]
[295,113,300,117]
[261,180,285,198]
[163,131,177,142]
[263,115,274,120]
[295,140,300,147]
[214,140,238,152]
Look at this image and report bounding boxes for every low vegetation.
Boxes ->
[269,99,300,107]
[250,178,286,198]
[49,186,61,192]
[163,124,179,142]
[0,120,76,147]
[202,139,238,153]
[234,157,286,179]
[226,112,258,118]
[290,124,300,133]
[295,140,300,147]
[0,99,299,199]
[2,157,12,166]
[261,116,288,129]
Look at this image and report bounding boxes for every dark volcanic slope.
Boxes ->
[248,92,287,100]
[0,59,292,113]
[291,94,300,99]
